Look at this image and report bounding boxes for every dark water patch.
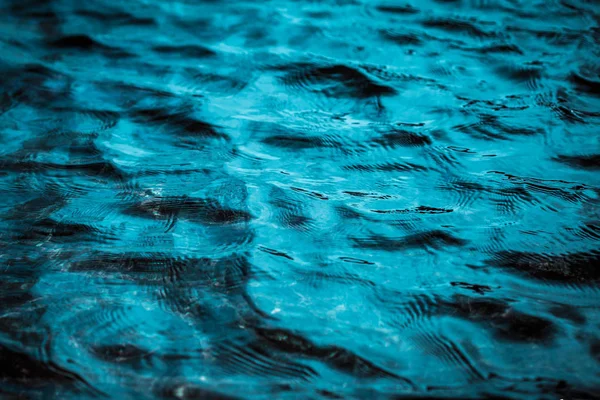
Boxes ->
[343,191,392,199]
[469,43,524,55]
[254,327,413,384]
[445,295,557,343]
[590,338,600,363]
[370,128,432,148]
[371,206,453,215]
[124,196,252,228]
[261,134,329,149]
[1,63,72,106]
[0,92,19,115]
[49,34,134,59]
[395,122,426,128]
[422,18,496,38]
[492,186,537,215]
[486,171,590,205]
[183,70,249,96]
[51,34,113,51]
[505,25,583,46]
[494,63,543,89]
[343,161,428,172]
[352,230,468,252]
[486,250,600,284]
[0,344,95,393]
[380,30,424,46]
[570,69,600,96]
[374,289,441,330]
[553,154,600,170]
[69,254,266,325]
[259,246,294,260]
[375,4,419,15]
[51,107,120,133]
[215,342,318,382]
[67,140,105,159]
[553,105,588,124]
[280,63,397,98]
[91,344,153,365]
[339,256,375,265]
[269,186,317,232]
[131,108,227,140]
[450,282,493,295]
[255,122,338,149]
[301,270,376,288]
[454,114,544,141]
[316,389,344,399]
[548,304,586,325]
[3,192,69,221]
[0,159,127,181]
[574,222,600,241]
[108,82,176,100]
[152,44,217,59]
[361,64,443,87]
[15,218,113,244]
[412,331,486,381]
[290,186,329,200]
[535,88,596,124]
[75,9,156,26]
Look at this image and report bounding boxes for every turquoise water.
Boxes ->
[1,0,599,398]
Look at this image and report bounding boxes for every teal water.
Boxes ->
[1,0,599,399]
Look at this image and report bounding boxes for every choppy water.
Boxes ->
[1,0,599,398]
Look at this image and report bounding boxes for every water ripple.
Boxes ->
[1,0,599,398]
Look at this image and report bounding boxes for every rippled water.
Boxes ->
[1,0,599,398]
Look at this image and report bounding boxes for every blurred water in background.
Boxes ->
[0,0,599,398]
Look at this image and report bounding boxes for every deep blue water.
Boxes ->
[1,0,599,399]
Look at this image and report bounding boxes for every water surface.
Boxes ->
[1,0,599,399]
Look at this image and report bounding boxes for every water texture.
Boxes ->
[0,0,599,398]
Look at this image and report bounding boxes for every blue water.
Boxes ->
[1,0,599,398]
